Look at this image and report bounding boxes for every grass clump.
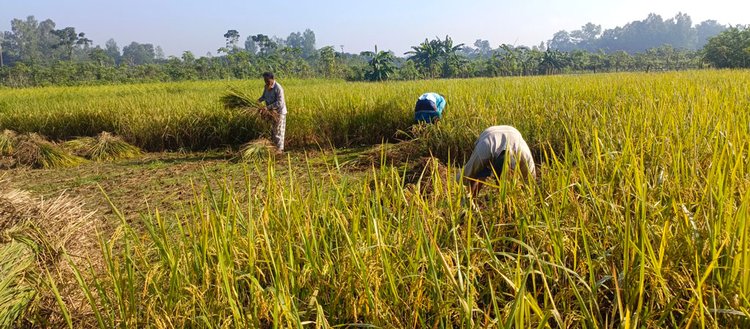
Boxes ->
[64,132,141,161]
[13,134,85,169]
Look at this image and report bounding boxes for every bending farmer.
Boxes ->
[258,72,287,153]
[414,92,446,123]
[459,125,536,197]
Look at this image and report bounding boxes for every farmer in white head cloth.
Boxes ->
[458,125,536,197]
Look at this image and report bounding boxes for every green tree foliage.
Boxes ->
[88,46,113,66]
[361,47,396,81]
[244,35,258,54]
[285,31,303,50]
[318,46,337,78]
[695,20,727,48]
[105,39,121,64]
[51,27,79,60]
[549,13,726,54]
[440,36,466,78]
[406,36,464,78]
[548,31,576,52]
[473,39,492,58]
[122,42,156,65]
[251,34,276,55]
[538,49,566,74]
[570,22,601,50]
[0,33,5,67]
[221,30,240,54]
[406,38,441,78]
[8,16,48,65]
[703,26,750,68]
[0,15,726,87]
[302,29,316,58]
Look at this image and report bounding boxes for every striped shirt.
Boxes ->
[258,82,287,115]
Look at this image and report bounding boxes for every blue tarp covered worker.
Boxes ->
[414,92,446,123]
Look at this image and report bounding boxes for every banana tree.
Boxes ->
[440,36,466,78]
[539,49,566,74]
[405,39,443,78]
[361,47,395,81]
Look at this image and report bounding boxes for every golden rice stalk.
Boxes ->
[64,132,141,161]
[62,137,97,157]
[239,138,276,161]
[347,139,426,169]
[220,88,257,110]
[13,134,85,169]
[0,239,37,327]
[0,181,100,327]
[0,130,17,156]
[221,88,279,124]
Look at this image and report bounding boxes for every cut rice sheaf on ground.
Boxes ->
[64,132,141,161]
[0,179,102,327]
[345,139,427,169]
[239,138,277,161]
[13,133,85,169]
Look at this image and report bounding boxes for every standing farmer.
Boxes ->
[414,92,446,124]
[258,72,287,153]
[458,125,536,197]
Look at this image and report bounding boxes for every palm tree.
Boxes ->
[517,47,542,76]
[496,44,520,76]
[405,39,443,78]
[440,36,465,78]
[539,49,565,75]
[406,36,466,78]
[361,46,395,81]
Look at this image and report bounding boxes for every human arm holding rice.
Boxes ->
[265,84,285,113]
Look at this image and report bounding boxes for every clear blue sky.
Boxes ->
[2,0,748,57]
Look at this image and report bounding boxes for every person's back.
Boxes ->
[460,125,536,187]
[477,125,535,176]
[414,92,446,123]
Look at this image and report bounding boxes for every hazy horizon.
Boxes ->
[2,0,749,57]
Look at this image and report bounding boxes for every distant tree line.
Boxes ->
[546,13,727,53]
[0,13,747,87]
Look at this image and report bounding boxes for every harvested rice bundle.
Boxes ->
[346,139,427,169]
[0,181,99,327]
[221,88,279,124]
[239,138,276,160]
[13,133,85,169]
[64,132,141,161]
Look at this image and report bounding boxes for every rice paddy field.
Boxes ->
[1,70,749,328]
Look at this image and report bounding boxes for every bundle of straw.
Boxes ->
[13,133,85,169]
[239,138,276,160]
[347,139,426,169]
[64,132,141,161]
[221,88,279,124]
